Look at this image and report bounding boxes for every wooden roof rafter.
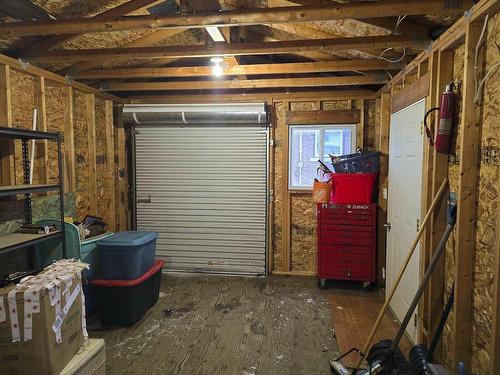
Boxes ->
[75,60,403,79]
[0,0,472,38]
[26,35,430,63]
[11,0,165,58]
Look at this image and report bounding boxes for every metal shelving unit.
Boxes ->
[0,126,66,258]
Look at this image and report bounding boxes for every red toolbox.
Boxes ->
[317,203,376,287]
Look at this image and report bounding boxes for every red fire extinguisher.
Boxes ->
[424,82,457,154]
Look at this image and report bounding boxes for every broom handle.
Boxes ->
[354,178,448,370]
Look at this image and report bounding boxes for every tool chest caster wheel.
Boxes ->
[318,278,327,290]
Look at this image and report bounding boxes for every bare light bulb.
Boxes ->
[212,63,223,77]
[211,57,224,77]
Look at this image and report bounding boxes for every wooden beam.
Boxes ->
[0,53,125,103]
[62,86,75,193]
[104,100,117,232]
[426,50,453,358]
[62,29,185,75]
[0,0,470,38]
[420,48,437,346]
[86,94,98,215]
[282,101,291,272]
[0,64,14,186]
[33,76,49,184]
[266,23,401,59]
[491,189,500,375]
[104,75,387,91]
[77,60,402,79]
[390,72,430,113]
[286,109,360,124]
[378,93,390,211]
[15,0,164,58]
[129,89,376,103]
[357,100,364,149]
[452,19,485,373]
[29,35,428,63]
[115,110,129,231]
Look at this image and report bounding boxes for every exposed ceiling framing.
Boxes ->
[0,0,469,98]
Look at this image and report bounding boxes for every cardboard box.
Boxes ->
[0,260,88,375]
[60,338,106,375]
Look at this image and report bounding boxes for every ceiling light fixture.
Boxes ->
[211,57,224,77]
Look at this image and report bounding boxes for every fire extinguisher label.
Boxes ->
[438,119,452,134]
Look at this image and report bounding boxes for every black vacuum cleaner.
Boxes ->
[331,192,457,375]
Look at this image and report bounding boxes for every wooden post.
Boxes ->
[357,99,365,149]
[33,76,49,184]
[422,49,454,355]
[378,93,390,210]
[86,93,97,215]
[452,20,484,372]
[420,49,438,344]
[104,100,116,231]
[377,93,390,285]
[490,189,500,375]
[63,86,75,193]
[115,109,128,231]
[281,101,291,272]
[0,64,14,186]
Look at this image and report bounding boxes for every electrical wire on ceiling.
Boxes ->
[375,14,409,64]
[393,15,407,35]
[377,47,406,63]
[473,14,500,105]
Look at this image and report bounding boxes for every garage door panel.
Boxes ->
[135,124,267,275]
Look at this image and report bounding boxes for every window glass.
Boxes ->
[289,124,356,189]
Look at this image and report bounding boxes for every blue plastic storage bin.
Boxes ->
[97,231,158,280]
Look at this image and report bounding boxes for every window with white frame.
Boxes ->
[288,124,356,189]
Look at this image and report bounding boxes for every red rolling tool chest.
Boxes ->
[317,203,376,287]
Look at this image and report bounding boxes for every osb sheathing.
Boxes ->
[272,98,377,273]
[442,14,500,374]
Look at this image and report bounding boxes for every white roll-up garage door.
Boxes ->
[130,105,268,275]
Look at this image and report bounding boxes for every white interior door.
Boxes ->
[386,98,425,342]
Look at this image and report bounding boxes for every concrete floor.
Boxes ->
[91,274,338,375]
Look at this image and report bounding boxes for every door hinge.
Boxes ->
[416,218,420,232]
[382,267,386,280]
[420,121,423,135]
[414,314,418,327]
[269,139,275,146]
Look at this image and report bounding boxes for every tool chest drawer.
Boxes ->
[318,203,376,226]
[317,203,377,284]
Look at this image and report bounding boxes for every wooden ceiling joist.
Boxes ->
[0,0,471,38]
[129,89,376,103]
[29,35,429,63]
[76,60,402,79]
[101,74,387,91]
[13,0,164,58]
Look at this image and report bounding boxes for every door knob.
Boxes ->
[383,223,391,231]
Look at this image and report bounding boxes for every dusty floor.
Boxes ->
[92,274,338,375]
